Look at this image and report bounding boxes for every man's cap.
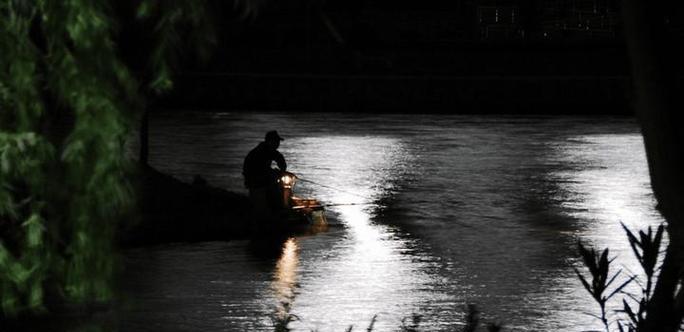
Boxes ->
[265,130,284,141]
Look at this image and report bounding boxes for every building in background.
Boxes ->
[476,0,524,40]
[539,0,621,41]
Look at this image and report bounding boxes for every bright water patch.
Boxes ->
[123,113,664,331]
[281,136,451,331]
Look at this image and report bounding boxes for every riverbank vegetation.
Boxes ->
[575,224,665,331]
[606,1,684,331]
[272,304,501,332]
[2,0,683,331]
[570,3,684,331]
[0,0,219,320]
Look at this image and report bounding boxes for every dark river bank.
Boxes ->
[121,112,663,331]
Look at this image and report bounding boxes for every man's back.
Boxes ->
[243,142,286,188]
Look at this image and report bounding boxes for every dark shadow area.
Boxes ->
[120,165,251,247]
[149,0,684,114]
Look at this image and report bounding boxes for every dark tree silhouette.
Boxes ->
[622,0,684,330]
[0,0,230,317]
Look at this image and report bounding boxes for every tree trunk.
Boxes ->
[139,109,149,165]
[622,0,684,330]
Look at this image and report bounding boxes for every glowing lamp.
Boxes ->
[279,172,296,189]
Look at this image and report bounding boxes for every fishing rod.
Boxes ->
[296,177,369,199]
[295,176,379,208]
[322,202,376,207]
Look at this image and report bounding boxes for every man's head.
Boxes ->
[265,130,284,149]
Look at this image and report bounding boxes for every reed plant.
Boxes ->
[399,313,422,332]
[273,305,501,331]
[460,304,502,332]
[575,223,665,332]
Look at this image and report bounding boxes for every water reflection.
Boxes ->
[553,134,662,241]
[273,238,299,319]
[550,133,666,315]
[280,136,451,331]
[131,113,666,331]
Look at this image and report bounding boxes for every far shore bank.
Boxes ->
[159,73,635,115]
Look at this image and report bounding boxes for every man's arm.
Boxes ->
[274,151,287,172]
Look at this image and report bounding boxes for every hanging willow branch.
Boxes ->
[0,0,223,316]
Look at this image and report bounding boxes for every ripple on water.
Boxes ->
[122,113,663,331]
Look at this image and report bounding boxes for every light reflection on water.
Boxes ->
[280,136,451,331]
[122,113,665,331]
[273,238,299,320]
[553,134,661,240]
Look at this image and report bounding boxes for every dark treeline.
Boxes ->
[154,0,684,114]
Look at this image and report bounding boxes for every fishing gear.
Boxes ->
[296,177,368,199]
[296,176,374,207]
[322,202,376,207]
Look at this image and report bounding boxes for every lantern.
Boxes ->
[279,172,296,189]
[279,172,297,208]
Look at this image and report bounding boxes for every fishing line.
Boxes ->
[322,202,376,207]
[296,177,369,199]
[296,176,379,207]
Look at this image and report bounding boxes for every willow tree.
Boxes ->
[0,0,218,317]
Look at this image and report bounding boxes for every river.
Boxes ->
[121,112,663,331]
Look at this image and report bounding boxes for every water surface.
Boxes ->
[123,112,663,331]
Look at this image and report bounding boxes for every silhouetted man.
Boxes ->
[243,131,287,226]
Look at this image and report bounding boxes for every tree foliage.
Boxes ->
[0,0,217,316]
